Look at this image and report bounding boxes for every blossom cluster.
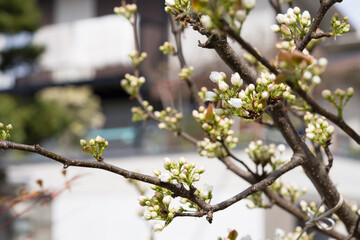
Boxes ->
[192,105,238,157]
[321,87,354,117]
[155,107,183,131]
[138,157,211,231]
[203,71,288,119]
[80,135,109,161]
[275,227,313,240]
[159,41,175,55]
[245,140,287,170]
[155,157,206,186]
[120,73,146,97]
[298,57,327,92]
[0,122,13,141]
[114,3,137,20]
[138,188,175,232]
[247,180,306,208]
[280,183,307,203]
[164,0,191,15]
[299,200,325,215]
[304,112,335,146]
[178,66,194,82]
[128,51,147,68]
[199,0,256,32]
[331,14,351,38]
[272,7,311,40]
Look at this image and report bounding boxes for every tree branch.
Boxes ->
[169,15,204,107]
[211,153,303,211]
[293,87,360,144]
[0,140,209,211]
[220,19,279,75]
[295,0,342,51]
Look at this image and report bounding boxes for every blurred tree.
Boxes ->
[0,0,44,71]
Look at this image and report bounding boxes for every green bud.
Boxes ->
[80,139,87,146]
[6,124,13,131]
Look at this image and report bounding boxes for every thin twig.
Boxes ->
[220,141,256,176]
[220,19,279,75]
[295,0,342,51]
[293,87,360,144]
[211,153,303,211]
[0,140,209,211]
[169,15,203,107]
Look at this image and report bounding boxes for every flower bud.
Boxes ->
[235,10,246,22]
[209,71,224,83]
[231,72,242,86]
[346,87,354,97]
[271,24,280,33]
[163,195,172,205]
[6,124,13,131]
[242,0,256,10]
[218,81,229,91]
[80,139,87,146]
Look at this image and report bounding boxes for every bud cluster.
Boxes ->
[280,183,307,203]
[192,105,238,157]
[0,122,13,141]
[159,41,175,55]
[131,107,149,122]
[120,73,146,97]
[304,112,334,146]
[155,107,183,131]
[203,71,288,119]
[297,57,327,92]
[178,66,194,82]
[80,135,109,161]
[164,0,191,15]
[272,7,311,41]
[321,87,354,117]
[299,200,325,215]
[138,157,210,231]
[128,51,147,68]
[276,226,313,240]
[138,188,175,232]
[245,140,287,170]
[155,157,206,186]
[114,4,137,20]
[331,14,350,38]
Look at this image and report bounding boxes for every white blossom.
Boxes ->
[200,15,212,29]
[312,75,321,84]
[276,14,286,24]
[205,91,217,101]
[271,24,280,33]
[321,89,332,99]
[231,72,242,86]
[159,173,171,182]
[318,57,328,67]
[218,80,229,91]
[165,0,175,7]
[235,10,246,22]
[163,195,172,205]
[153,223,164,232]
[228,98,243,108]
[277,144,286,153]
[261,91,269,100]
[209,71,223,83]
[242,0,256,10]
